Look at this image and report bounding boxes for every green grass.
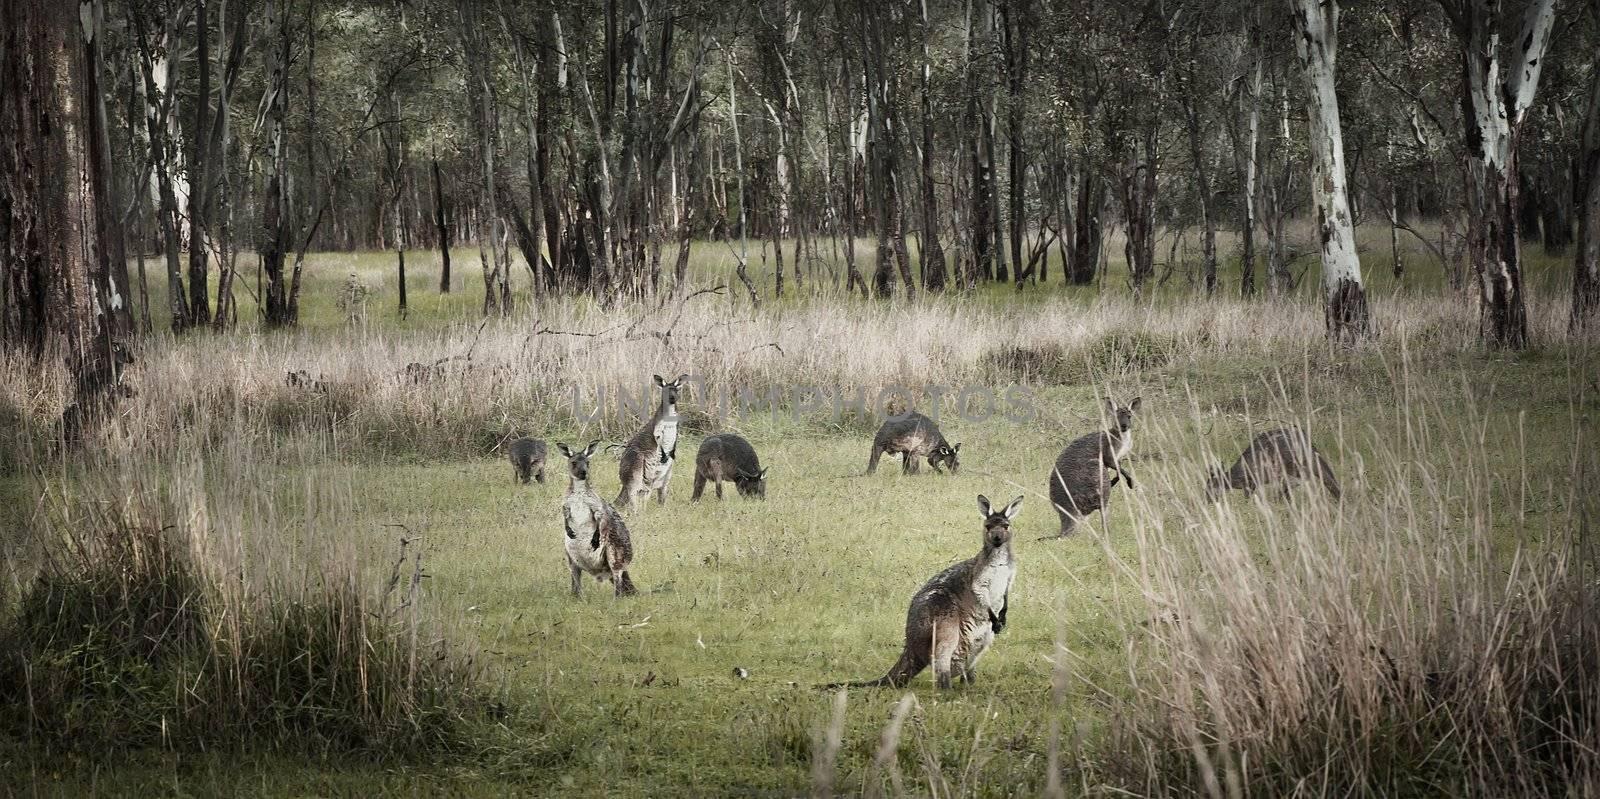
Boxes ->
[6,223,1595,795]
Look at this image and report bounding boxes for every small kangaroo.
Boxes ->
[617,374,687,512]
[1046,397,1140,538]
[507,437,548,484]
[867,412,961,475]
[1206,428,1341,501]
[829,495,1022,690]
[693,434,769,500]
[557,441,637,597]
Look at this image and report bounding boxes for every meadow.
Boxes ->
[1,227,1596,796]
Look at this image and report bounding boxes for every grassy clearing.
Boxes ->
[3,225,1597,795]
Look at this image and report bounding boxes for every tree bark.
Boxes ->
[1573,5,1600,330]
[259,0,292,326]
[916,0,947,291]
[1444,0,1555,348]
[1239,18,1262,297]
[1288,0,1368,341]
[431,154,452,292]
[1,0,129,431]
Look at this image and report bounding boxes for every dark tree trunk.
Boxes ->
[432,154,452,292]
[259,0,293,326]
[1068,170,1102,285]
[1,0,130,431]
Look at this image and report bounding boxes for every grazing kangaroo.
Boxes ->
[507,437,548,484]
[829,495,1023,690]
[1047,397,1141,538]
[617,374,688,511]
[1206,427,1341,501]
[867,412,961,475]
[693,434,768,499]
[557,441,637,597]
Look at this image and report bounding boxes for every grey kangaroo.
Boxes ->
[829,495,1022,690]
[507,437,548,484]
[693,434,768,500]
[557,441,637,597]
[1206,428,1341,501]
[1047,397,1140,537]
[867,412,960,475]
[617,374,687,511]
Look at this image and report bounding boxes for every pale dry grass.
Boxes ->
[2,284,1588,466]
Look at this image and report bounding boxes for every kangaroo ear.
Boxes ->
[758,467,769,479]
[1105,397,1116,413]
[1003,496,1025,519]
[584,440,601,456]
[653,374,666,387]
[1130,396,1142,412]
[952,442,961,453]
[976,494,992,518]
[674,373,690,387]
[556,442,572,458]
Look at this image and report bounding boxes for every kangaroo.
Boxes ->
[616,374,688,511]
[693,434,768,500]
[1206,427,1341,501]
[1046,397,1140,538]
[507,437,548,484]
[829,495,1022,690]
[557,441,637,597]
[867,412,961,475]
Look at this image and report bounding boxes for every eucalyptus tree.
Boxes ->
[1287,0,1368,340]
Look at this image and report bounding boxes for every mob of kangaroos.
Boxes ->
[829,495,1023,689]
[557,441,637,597]
[1047,397,1140,538]
[1207,427,1342,501]
[867,411,961,475]
[617,374,687,512]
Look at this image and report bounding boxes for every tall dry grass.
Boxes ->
[0,430,486,755]
[1,286,1587,468]
[1079,341,1600,795]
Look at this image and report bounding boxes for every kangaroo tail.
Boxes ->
[822,648,922,690]
[1316,454,1342,500]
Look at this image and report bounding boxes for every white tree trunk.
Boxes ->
[1452,0,1555,348]
[1288,0,1368,339]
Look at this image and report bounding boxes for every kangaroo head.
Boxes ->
[653,373,689,407]
[1107,396,1142,433]
[930,441,961,474]
[1203,460,1229,502]
[734,466,769,499]
[557,440,602,481]
[976,494,1023,550]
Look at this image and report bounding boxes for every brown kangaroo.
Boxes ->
[867,412,960,475]
[617,374,687,511]
[828,495,1022,690]
[1046,397,1140,537]
[507,437,548,484]
[558,441,637,597]
[693,433,768,499]
[1206,427,1341,501]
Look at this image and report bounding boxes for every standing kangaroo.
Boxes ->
[693,434,769,499]
[829,495,1022,690]
[1047,397,1140,537]
[1206,427,1341,501]
[867,412,961,475]
[558,441,637,597]
[507,437,548,484]
[617,374,687,512]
